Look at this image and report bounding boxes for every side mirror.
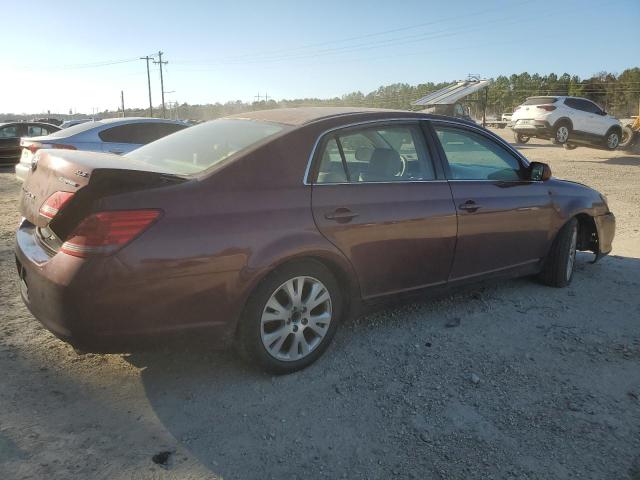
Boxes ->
[600,110,607,116]
[530,161,552,181]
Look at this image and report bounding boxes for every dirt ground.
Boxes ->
[1,131,639,480]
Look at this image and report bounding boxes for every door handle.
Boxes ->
[109,149,124,155]
[324,208,359,223]
[458,200,482,212]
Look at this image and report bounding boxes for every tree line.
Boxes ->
[3,68,638,122]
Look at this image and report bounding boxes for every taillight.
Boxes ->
[24,142,42,154]
[50,144,77,150]
[23,142,76,154]
[61,209,162,258]
[39,191,75,219]
[536,105,557,111]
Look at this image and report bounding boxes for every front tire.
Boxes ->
[604,129,621,151]
[539,218,578,288]
[237,260,342,374]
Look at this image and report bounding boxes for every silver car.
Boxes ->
[15,117,187,181]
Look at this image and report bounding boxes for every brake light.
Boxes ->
[39,191,75,219]
[25,142,42,154]
[50,144,77,150]
[61,209,162,258]
[536,105,557,111]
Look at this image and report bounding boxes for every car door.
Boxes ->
[310,121,457,299]
[0,124,26,161]
[562,98,589,133]
[579,100,608,136]
[430,122,554,281]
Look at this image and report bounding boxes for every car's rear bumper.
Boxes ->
[14,220,233,352]
[512,120,552,136]
[594,212,615,255]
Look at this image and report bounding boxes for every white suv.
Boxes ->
[511,96,622,150]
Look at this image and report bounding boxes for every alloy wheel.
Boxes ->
[607,132,619,149]
[260,276,332,362]
[556,126,569,143]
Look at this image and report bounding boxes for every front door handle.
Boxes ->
[325,208,359,223]
[458,200,482,212]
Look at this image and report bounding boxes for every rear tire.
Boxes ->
[236,260,343,374]
[539,218,578,288]
[552,121,571,145]
[514,132,530,144]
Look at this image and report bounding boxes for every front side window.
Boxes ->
[315,124,435,183]
[434,126,522,181]
[0,126,19,138]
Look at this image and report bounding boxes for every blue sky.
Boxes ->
[2,0,638,114]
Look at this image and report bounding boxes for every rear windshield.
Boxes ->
[46,121,102,137]
[125,119,286,175]
[522,97,558,105]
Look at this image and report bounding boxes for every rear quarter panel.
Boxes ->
[97,126,359,341]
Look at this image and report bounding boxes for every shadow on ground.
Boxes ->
[122,253,640,480]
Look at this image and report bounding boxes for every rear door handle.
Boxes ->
[325,208,359,223]
[109,149,124,155]
[458,201,482,212]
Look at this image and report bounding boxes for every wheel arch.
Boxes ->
[230,244,361,340]
[553,117,573,130]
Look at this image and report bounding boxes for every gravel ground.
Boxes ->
[1,131,639,480]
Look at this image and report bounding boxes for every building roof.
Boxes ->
[412,80,490,106]
[226,107,410,126]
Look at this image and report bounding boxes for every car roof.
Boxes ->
[91,117,186,125]
[225,107,417,126]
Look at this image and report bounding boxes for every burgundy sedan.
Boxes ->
[15,107,615,373]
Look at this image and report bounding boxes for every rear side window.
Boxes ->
[99,123,186,144]
[434,126,522,181]
[315,124,435,184]
[523,97,557,105]
[26,125,49,137]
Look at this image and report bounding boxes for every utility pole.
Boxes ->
[120,90,125,117]
[140,55,154,117]
[254,92,262,102]
[154,51,168,118]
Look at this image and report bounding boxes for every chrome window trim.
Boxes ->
[303,116,530,185]
[430,118,531,168]
[303,117,438,185]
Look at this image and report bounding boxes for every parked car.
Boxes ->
[15,107,615,373]
[60,119,93,129]
[511,96,622,150]
[0,121,60,165]
[15,117,188,181]
[501,112,513,122]
[32,118,62,126]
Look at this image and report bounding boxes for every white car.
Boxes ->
[511,96,622,150]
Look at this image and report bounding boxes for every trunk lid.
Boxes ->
[20,149,183,232]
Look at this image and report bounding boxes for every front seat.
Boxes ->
[361,148,402,182]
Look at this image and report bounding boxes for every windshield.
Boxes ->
[125,119,286,175]
[522,97,558,105]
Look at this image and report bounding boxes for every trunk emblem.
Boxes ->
[31,157,38,172]
[21,187,35,200]
[58,176,79,188]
